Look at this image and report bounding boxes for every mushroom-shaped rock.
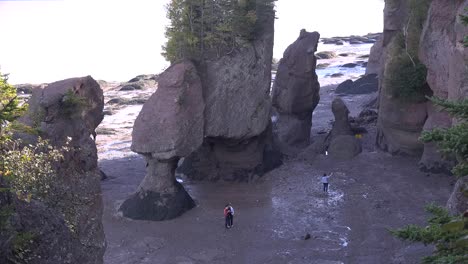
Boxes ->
[272,29,321,153]
[120,61,204,221]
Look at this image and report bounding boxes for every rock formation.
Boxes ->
[0,197,86,264]
[120,61,202,220]
[335,74,378,95]
[375,0,468,214]
[418,0,468,172]
[447,176,468,215]
[419,0,468,216]
[365,37,383,76]
[327,98,362,159]
[271,29,321,154]
[376,0,429,156]
[178,4,280,182]
[17,76,106,263]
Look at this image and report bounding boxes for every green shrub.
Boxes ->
[383,0,432,102]
[60,90,88,118]
[392,204,468,264]
[384,33,429,102]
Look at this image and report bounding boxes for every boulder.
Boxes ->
[272,29,321,153]
[128,74,158,83]
[19,76,106,263]
[331,73,344,78]
[121,61,203,220]
[316,51,337,59]
[341,63,357,68]
[317,63,331,69]
[119,84,143,91]
[335,74,378,95]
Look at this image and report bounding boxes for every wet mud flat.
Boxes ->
[98,81,452,264]
[100,147,452,264]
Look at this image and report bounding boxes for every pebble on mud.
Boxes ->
[303,233,311,240]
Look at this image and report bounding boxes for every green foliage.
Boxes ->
[0,73,27,134]
[461,10,468,47]
[406,0,432,57]
[60,90,88,118]
[162,0,276,63]
[2,138,70,202]
[383,0,432,102]
[384,33,429,102]
[10,231,35,263]
[392,204,468,264]
[420,98,468,177]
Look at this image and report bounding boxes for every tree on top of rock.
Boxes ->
[162,0,276,63]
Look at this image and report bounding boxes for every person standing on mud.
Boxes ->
[224,204,233,229]
[321,173,332,193]
[228,204,234,227]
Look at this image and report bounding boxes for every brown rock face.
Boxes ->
[330,98,353,138]
[376,0,429,156]
[365,37,383,76]
[179,3,281,181]
[272,29,321,153]
[446,176,468,215]
[327,98,361,159]
[121,61,202,220]
[131,61,205,160]
[418,0,468,172]
[20,76,106,264]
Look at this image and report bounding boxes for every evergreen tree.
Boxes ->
[162,0,276,63]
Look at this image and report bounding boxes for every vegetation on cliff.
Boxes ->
[384,0,431,102]
[393,95,468,263]
[0,72,71,262]
[162,0,276,63]
[392,11,468,264]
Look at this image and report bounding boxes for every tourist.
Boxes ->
[321,173,333,193]
[228,204,234,227]
[224,204,232,229]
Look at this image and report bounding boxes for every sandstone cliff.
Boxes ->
[271,29,321,154]
[179,1,280,181]
[376,0,468,212]
[376,0,429,156]
[419,0,468,214]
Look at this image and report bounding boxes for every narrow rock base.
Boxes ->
[119,182,195,221]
